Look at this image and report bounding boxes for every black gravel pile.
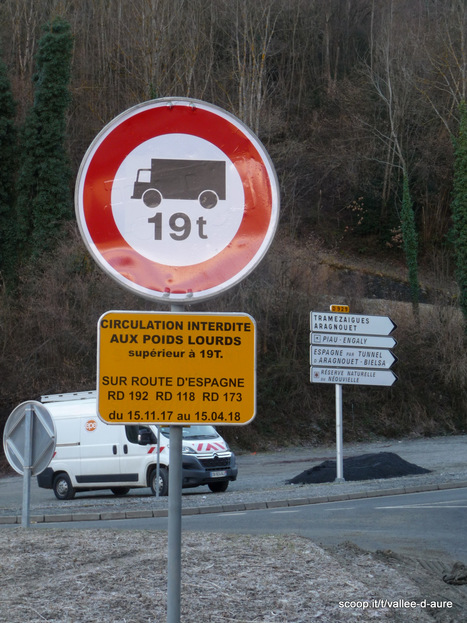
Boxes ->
[287,452,431,484]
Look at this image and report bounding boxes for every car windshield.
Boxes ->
[159,425,218,439]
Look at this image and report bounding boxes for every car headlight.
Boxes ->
[182,446,197,454]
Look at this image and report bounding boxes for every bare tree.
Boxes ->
[0,0,49,119]
[229,0,280,134]
[417,0,467,130]
[363,0,424,312]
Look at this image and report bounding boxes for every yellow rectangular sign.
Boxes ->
[97,311,256,425]
[330,304,350,313]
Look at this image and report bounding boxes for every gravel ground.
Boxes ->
[8,466,467,521]
[1,434,467,520]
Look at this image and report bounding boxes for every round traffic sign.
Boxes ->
[75,98,280,303]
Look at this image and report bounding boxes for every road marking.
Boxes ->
[425,498,467,505]
[377,497,467,508]
[376,498,467,510]
[377,504,467,510]
[271,509,299,514]
[222,512,246,517]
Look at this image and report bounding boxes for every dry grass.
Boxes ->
[0,528,454,623]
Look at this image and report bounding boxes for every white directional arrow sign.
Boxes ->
[310,308,399,482]
[310,346,397,369]
[311,367,398,387]
[311,333,397,349]
[311,312,396,336]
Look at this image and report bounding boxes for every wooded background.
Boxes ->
[0,0,466,452]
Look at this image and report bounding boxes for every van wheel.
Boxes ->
[150,467,168,496]
[208,481,229,493]
[53,473,75,500]
[111,487,130,496]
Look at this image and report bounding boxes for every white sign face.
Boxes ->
[310,346,397,369]
[311,367,398,387]
[112,134,245,266]
[75,98,280,303]
[309,310,398,388]
[311,333,397,349]
[310,312,396,336]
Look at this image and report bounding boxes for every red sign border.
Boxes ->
[75,98,279,302]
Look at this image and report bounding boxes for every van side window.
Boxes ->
[125,425,156,445]
[125,426,139,444]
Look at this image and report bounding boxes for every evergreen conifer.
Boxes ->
[401,174,419,314]
[452,100,467,327]
[15,17,73,260]
[0,55,17,282]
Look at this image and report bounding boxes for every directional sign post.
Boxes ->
[311,346,397,370]
[310,311,398,387]
[310,307,398,482]
[311,368,398,386]
[311,333,397,349]
[311,311,396,336]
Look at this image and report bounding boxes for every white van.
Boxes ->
[36,391,237,500]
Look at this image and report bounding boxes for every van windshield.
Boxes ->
[159,425,218,439]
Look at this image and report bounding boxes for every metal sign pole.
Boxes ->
[167,425,182,623]
[335,384,345,482]
[21,405,33,528]
[156,426,161,499]
[167,303,184,623]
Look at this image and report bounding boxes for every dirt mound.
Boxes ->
[287,452,431,484]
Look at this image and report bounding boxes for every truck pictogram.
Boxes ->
[131,158,226,209]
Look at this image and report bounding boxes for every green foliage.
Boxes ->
[0,55,17,282]
[401,175,419,313]
[15,16,73,261]
[451,100,467,329]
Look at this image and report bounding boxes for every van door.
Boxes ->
[120,425,160,486]
[77,418,138,487]
[53,416,81,474]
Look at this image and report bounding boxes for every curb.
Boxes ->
[1,480,467,526]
